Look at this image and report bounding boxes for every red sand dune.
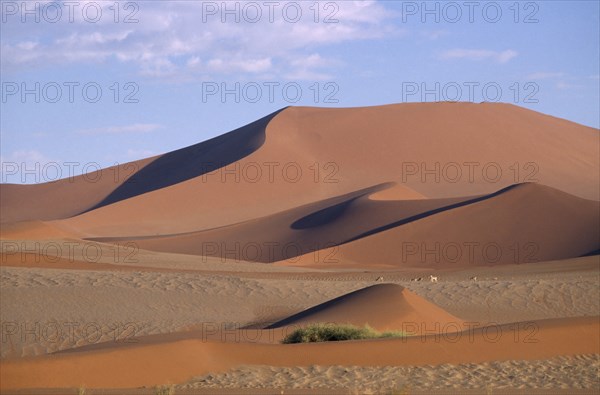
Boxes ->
[1,316,597,390]
[0,157,155,224]
[88,183,474,262]
[0,252,132,271]
[284,183,599,268]
[268,283,463,332]
[0,109,281,226]
[0,220,80,240]
[3,103,596,239]
[0,103,598,391]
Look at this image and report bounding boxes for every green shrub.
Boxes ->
[282,323,406,344]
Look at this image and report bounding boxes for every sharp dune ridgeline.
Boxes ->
[1,102,599,392]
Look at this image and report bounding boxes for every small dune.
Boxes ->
[269,283,463,333]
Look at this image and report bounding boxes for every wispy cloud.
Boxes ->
[556,81,583,90]
[1,1,396,81]
[439,49,518,63]
[527,72,565,80]
[125,149,156,159]
[0,149,51,164]
[76,123,162,135]
[284,53,337,80]
[420,30,448,40]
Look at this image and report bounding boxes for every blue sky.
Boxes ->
[1,0,599,183]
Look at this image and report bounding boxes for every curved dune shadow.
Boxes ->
[266,284,399,328]
[342,183,524,244]
[291,197,363,230]
[86,108,286,212]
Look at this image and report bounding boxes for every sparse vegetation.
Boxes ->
[282,323,406,344]
[155,384,175,395]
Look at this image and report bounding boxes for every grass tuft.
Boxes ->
[282,323,406,344]
[155,384,175,395]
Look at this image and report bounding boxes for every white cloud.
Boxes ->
[284,53,337,80]
[440,49,518,63]
[527,72,565,80]
[76,123,162,135]
[420,30,448,40]
[1,149,50,164]
[187,56,201,68]
[205,57,272,73]
[125,149,156,159]
[556,81,583,90]
[139,57,178,77]
[1,1,395,81]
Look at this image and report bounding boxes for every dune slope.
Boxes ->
[285,183,600,268]
[8,102,595,237]
[268,283,463,331]
[88,183,474,262]
[1,316,597,390]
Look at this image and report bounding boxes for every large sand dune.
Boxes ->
[87,183,474,262]
[1,103,598,392]
[285,183,599,268]
[3,102,596,238]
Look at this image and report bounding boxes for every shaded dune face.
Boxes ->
[338,183,600,268]
[86,108,285,212]
[286,183,600,268]
[4,102,599,232]
[1,103,598,269]
[89,182,599,267]
[87,182,475,262]
[268,283,463,333]
[0,108,283,224]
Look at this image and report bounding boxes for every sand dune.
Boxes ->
[1,103,598,392]
[0,220,79,240]
[1,256,598,360]
[8,102,594,238]
[1,316,597,390]
[285,183,600,268]
[0,157,156,225]
[268,283,463,332]
[0,109,281,225]
[88,183,474,262]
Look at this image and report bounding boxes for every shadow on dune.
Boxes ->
[291,195,368,230]
[266,284,400,328]
[86,108,286,212]
[91,183,534,263]
[341,183,524,244]
[580,249,600,257]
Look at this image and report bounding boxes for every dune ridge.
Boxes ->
[284,182,600,268]
[1,316,597,390]
[1,102,599,392]
[2,102,596,238]
[268,283,463,331]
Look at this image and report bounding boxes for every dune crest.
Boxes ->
[268,283,463,332]
[3,102,597,238]
[284,182,600,269]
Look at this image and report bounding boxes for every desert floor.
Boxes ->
[1,103,598,394]
[0,241,598,394]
